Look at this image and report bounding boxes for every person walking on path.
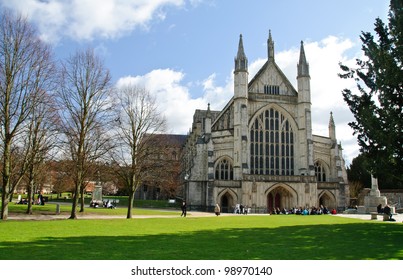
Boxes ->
[181,201,187,217]
[214,204,221,216]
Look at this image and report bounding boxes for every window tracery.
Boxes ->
[314,161,327,182]
[250,108,294,175]
[215,158,234,180]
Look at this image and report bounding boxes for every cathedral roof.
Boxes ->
[211,98,234,130]
[145,134,187,147]
[247,31,298,96]
[248,60,298,96]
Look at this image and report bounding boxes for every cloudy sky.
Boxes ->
[1,0,390,165]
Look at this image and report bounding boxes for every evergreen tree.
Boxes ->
[347,153,371,188]
[347,152,403,189]
[339,0,403,184]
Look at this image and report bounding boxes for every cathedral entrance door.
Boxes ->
[267,193,281,213]
[319,191,336,210]
[267,186,296,213]
[220,193,234,213]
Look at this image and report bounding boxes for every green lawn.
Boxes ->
[0,215,402,260]
[5,203,179,216]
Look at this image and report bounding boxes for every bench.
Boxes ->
[370,212,392,221]
[370,212,378,220]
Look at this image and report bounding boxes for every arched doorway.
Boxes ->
[318,191,336,209]
[267,185,297,213]
[267,193,282,212]
[220,192,235,213]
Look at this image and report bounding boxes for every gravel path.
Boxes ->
[6,211,402,222]
[6,211,215,221]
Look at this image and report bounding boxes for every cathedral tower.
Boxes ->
[233,34,249,179]
[297,41,314,175]
[328,112,342,179]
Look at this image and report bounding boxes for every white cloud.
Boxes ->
[201,73,233,110]
[117,69,206,134]
[274,36,360,164]
[1,0,185,42]
[116,69,235,135]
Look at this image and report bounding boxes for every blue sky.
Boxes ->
[1,0,390,164]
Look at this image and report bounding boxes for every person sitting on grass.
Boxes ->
[106,200,115,209]
[383,204,394,221]
[377,204,383,214]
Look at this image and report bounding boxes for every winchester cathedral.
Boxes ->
[181,32,349,213]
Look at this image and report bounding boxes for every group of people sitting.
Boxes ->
[271,205,337,215]
[90,199,116,209]
[15,194,45,205]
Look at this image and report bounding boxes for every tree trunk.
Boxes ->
[127,191,134,219]
[26,166,35,214]
[79,184,85,212]
[26,180,34,214]
[69,187,79,219]
[1,141,11,221]
[1,193,9,220]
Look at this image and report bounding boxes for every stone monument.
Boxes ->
[358,175,387,214]
[91,185,103,203]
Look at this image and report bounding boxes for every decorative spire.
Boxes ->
[329,111,336,140]
[329,111,335,127]
[234,34,248,72]
[206,103,211,118]
[237,34,246,59]
[297,41,310,77]
[267,30,275,61]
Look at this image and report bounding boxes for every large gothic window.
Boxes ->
[314,161,327,182]
[250,108,294,175]
[215,158,234,180]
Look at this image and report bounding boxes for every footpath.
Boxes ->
[333,213,403,223]
[7,210,214,221]
[6,211,402,222]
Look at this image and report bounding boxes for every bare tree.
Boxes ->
[24,90,59,214]
[140,135,184,200]
[0,10,55,220]
[57,48,113,219]
[112,85,166,218]
[52,160,75,197]
[160,158,182,199]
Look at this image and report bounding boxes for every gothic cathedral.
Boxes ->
[182,32,349,213]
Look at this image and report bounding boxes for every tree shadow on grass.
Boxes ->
[1,222,402,260]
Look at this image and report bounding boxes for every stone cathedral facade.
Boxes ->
[182,32,349,213]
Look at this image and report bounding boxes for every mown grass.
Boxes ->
[6,203,179,216]
[0,215,402,260]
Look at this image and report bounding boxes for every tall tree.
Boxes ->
[0,10,55,220]
[339,0,403,183]
[346,153,371,189]
[347,152,403,189]
[57,48,113,219]
[24,90,59,214]
[112,85,166,218]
